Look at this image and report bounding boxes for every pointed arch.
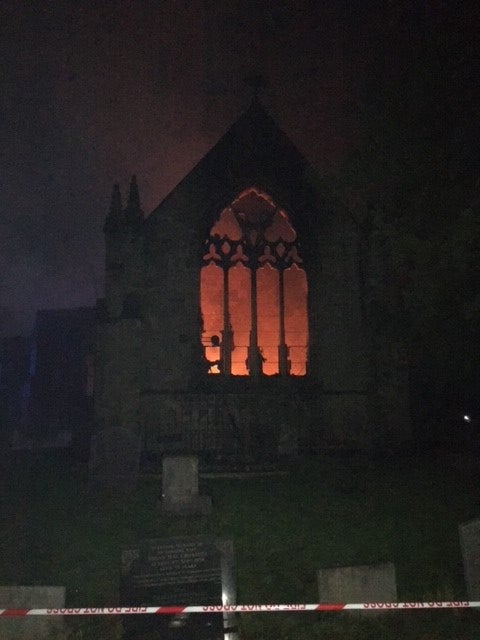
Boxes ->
[200,188,308,376]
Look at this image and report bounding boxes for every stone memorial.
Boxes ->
[120,536,237,639]
[0,585,65,639]
[459,517,480,599]
[318,563,397,608]
[160,455,212,516]
[88,426,142,495]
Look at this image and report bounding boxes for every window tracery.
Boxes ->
[201,188,308,376]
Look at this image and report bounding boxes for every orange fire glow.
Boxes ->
[201,189,308,376]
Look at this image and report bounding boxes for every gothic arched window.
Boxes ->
[201,188,308,376]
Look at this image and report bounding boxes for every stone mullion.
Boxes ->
[277,262,289,375]
[247,244,263,377]
[221,260,232,375]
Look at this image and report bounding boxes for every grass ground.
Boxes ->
[0,449,479,638]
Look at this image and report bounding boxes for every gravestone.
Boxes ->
[161,455,212,516]
[120,536,237,639]
[88,427,142,495]
[318,563,397,608]
[0,585,65,639]
[459,518,480,599]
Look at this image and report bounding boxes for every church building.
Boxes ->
[94,99,410,462]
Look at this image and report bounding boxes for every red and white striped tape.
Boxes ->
[0,601,478,617]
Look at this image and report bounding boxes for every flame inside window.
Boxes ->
[201,188,308,376]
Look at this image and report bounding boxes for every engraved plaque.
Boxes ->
[120,536,235,639]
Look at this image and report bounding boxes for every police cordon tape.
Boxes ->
[0,602,478,617]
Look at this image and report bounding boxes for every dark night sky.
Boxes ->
[0,0,469,336]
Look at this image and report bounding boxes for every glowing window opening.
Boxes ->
[201,188,308,376]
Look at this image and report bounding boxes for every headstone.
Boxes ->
[120,536,237,639]
[88,427,142,495]
[0,585,65,639]
[318,563,397,608]
[161,455,212,516]
[459,518,480,598]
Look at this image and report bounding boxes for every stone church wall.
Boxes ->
[140,391,309,460]
[94,318,142,432]
[94,103,412,460]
